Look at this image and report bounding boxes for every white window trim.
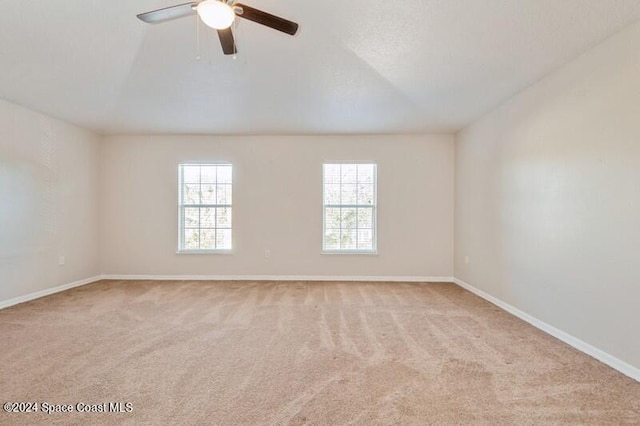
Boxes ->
[176,249,233,255]
[321,162,378,254]
[177,161,233,254]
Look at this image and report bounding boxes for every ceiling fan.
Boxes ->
[137,1,299,55]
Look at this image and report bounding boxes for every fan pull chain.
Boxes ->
[232,20,237,60]
[196,14,201,60]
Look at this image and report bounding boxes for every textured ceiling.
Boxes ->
[1,1,640,135]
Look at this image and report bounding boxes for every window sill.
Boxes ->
[176,250,233,255]
[321,250,378,256]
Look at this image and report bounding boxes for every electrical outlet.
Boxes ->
[265,250,271,259]
[58,256,65,266]
[464,256,469,265]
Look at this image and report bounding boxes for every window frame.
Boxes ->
[177,162,233,254]
[322,162,378,255]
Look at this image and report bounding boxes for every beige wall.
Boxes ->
[455,22,640,369]
[0,99,100,302]
[100,134,454,278]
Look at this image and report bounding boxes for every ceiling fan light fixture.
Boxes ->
[197,0,235,30]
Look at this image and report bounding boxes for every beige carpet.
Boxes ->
[0,280,638,425]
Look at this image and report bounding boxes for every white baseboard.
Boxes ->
[103,274,454,283]
[453,277,639,383]
[0,275,103,310]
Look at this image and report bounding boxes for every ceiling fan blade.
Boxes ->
[217,28,238,55]
[234,3,299,36]
[137,2,198,24]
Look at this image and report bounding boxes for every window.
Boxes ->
[323,163,377,253]
[178,163,232,252]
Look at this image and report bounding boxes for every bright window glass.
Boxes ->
[178,163,232,251]
[323,164,377,252]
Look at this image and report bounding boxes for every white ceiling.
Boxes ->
[1,1,640,135]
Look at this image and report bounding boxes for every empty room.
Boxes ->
[1,0,639,424]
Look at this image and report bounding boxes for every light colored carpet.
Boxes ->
[0,280,638,425]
